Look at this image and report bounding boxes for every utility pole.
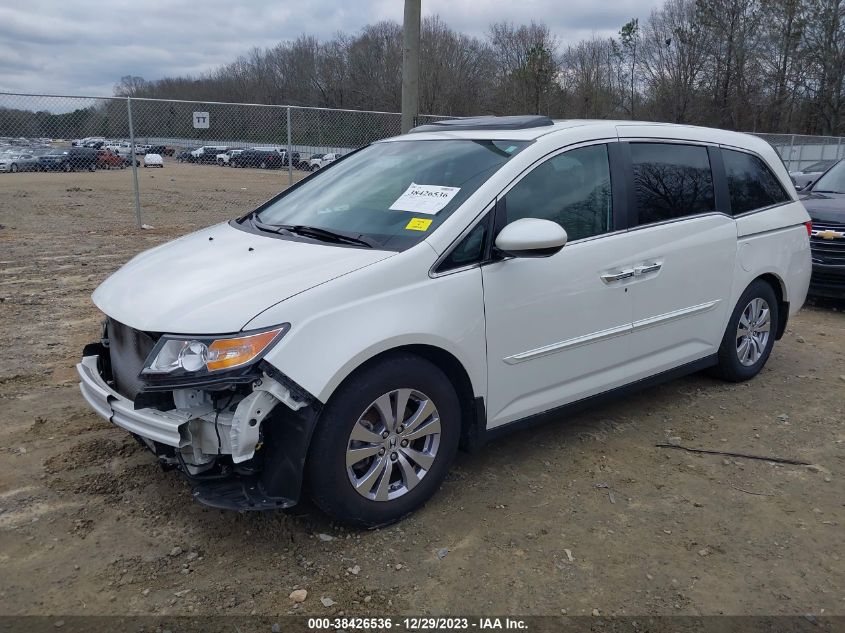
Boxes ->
[401,0,421,134]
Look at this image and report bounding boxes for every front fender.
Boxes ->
[247,246,488,405]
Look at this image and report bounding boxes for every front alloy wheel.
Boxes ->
[307,354,460,527]
[346,389,441,501]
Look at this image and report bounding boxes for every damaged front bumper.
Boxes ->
[76,352,321,510]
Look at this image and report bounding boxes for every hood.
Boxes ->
[93,222,394,334]
[800,192,845,224]
[792,173,819,190]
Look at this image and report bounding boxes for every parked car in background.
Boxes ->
[147,145,175,157]
[217,149,244,165]
[230,148,284,169]
[106,142,132,156]
[176,151,193,163]
[0,152,40,172]
[308,152,338,171]
[38,148,98,172]
[190,146,227,162]
[800,159,845,298]
[790,159,840,191]
[76,137,104,148]
[77,116,810,526]
[280,150,301,168]
[134,144,152,155]
[96,149,126,170]
[143,153,164,168]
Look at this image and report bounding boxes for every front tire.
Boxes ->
[711,280,779,382]
[307,354,461,527]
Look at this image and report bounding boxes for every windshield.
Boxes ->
[812,160,845,193]
[255,139,529,250]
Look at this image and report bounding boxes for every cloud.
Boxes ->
[0,0,660,97]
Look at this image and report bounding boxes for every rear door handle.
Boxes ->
[601,269,634,283]
[633,262,662,276]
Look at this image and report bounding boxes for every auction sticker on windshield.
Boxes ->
[405,217,433,231]
[389,183,461,215]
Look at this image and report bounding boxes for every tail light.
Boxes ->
[805,221,813,237]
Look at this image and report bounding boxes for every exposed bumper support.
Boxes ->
[77,355,192,447]
[77,353,323,510]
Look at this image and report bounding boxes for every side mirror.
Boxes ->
[494,218,568,258]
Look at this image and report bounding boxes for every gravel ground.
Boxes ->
[0,162,843,618]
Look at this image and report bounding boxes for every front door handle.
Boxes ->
[633,262,662,276]
[601,269,634,283]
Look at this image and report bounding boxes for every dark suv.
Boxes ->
[38,147,98,172]
[801,159,845,298]
[231,149,284,169]
[147,145,175,157]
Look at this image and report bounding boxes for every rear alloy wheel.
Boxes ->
[10,164,18,173]
[711,280,779,382]
[307,354,460,527]
[63,162,71,173]
[260,161,268,169]
[736,298,771,367]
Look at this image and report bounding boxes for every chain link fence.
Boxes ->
[753,133,845,173]
[0,92,452,228]
[1,91,843,229]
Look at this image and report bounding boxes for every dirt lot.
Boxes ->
[0,162,843,618]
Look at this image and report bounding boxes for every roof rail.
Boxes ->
[409,115,555,133]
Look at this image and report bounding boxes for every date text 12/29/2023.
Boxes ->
[307,617,529,630]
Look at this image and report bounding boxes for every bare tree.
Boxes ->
[488,21,560,114]
[113,6,845,135]
[640,0,711,123]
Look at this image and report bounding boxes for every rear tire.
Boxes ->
[307,354,461,528]
[10,164,17,173]
[711,280,779,382]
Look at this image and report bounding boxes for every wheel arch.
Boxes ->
[754,272,789,340]
[322,343,483,452]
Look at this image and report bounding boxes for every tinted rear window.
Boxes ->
[631,143,715,225]
[722,149,789,213]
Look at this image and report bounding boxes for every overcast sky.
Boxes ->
[0,0,661,97]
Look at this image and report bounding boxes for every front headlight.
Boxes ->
[142,325,289,377]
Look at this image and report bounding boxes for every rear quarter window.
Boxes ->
[722,149,790,214]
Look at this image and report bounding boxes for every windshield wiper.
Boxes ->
[248,215,377,248]
[811,190,843,194]
[279,225,378,248]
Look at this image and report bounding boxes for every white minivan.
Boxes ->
[77,117,811,526]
